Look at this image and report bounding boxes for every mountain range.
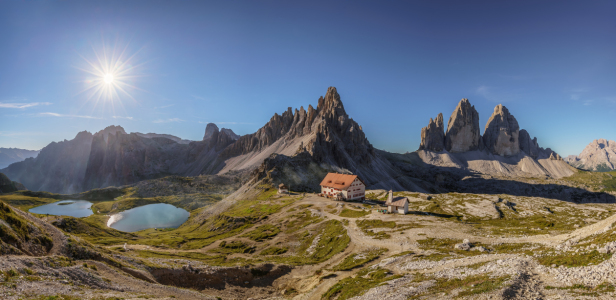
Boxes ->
[565,139,616,172]
[0,147,40,169]
[1,87,576,194]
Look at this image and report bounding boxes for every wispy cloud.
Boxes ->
[191,95,206,101]
[153,118,184,123]
[584,100,594,106]
[38,112,102,119]
[112,116,133,120]
[0,131,45,137]
[154,104,174,109]
[0,102,52,109]
[474,85,519,103]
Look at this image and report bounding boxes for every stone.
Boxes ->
[418,113,445,152]
[444,98,483,153]
[519,129,540,159]
[203,123,219,141]
[483,104,520,156]
[565,139,616,171]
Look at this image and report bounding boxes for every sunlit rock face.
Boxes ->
[566,139,616,171]
[444,98,483,153]
[483,104,520,157]
[419,113,445,152]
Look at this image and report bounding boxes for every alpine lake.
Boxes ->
[30,201,189,232]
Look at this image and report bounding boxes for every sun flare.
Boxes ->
[76,41,146,112]
[104,73,114,84]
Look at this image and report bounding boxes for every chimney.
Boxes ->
[387,190,393,203]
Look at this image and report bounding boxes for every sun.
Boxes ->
[104,73,114,84]
[75,41,146,112]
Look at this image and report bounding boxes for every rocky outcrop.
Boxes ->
[221,87,374,167]
[483,104,520,156]
[444,99,483,153]
[418,114,445,152]
[221,128,240,140]
[519,129,540,159]
[203,123,219,141]
[565,139,616,171]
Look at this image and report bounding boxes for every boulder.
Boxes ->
[483,104,520,156]
[445,99,483,153]
[418,113,445,152]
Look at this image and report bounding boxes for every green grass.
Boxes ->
[273,219,350,265]
[356,219,396,239]
[242,224,281,242]
[339,208,370,218]
[0,194,58,211]
[51,215,138,246]
[322,268,401,300]
[210,240,256,254]
[537,250,612,267]
[545,282,615,297]
[410,273,511,298]
[285,210,323,233]
[131,249,255,267]
[332,248,387,271]
[260,246,288,255]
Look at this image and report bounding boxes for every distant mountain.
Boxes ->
[0,87,578,194]
[416,98,572,179]
[1,124,240,193]
[565,139,616,171]
[134,132,194,144]
[0,148,40,169]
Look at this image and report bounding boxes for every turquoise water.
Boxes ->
[107,203,190,232]
[29,200,93,218]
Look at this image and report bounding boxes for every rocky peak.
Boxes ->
[444,98,482,153]
[568,139,616,171]
[203,123,219,141]
[419,113,445,152]
[220,128,239,140]
[221,86,373,168]
[94,125,126,143]
[483,104,520,156]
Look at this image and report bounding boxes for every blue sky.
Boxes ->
[1,1,615,156]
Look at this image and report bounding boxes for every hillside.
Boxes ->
[565,139,616,171]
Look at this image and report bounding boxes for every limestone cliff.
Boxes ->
[444,99,483,153]
[565,139,616,171]
[483,104,520,156]
[418,113,445,152]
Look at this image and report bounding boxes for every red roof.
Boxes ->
[319,173,364,190]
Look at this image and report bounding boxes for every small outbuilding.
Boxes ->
[278,183,289,194]
[385,190,409,215]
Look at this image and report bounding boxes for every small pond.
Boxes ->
[29,200,93,218]
[107,203,190,232]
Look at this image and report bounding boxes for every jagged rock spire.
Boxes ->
[483,104,520,156]
[445,99,482,153]
[419,113,445,152]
